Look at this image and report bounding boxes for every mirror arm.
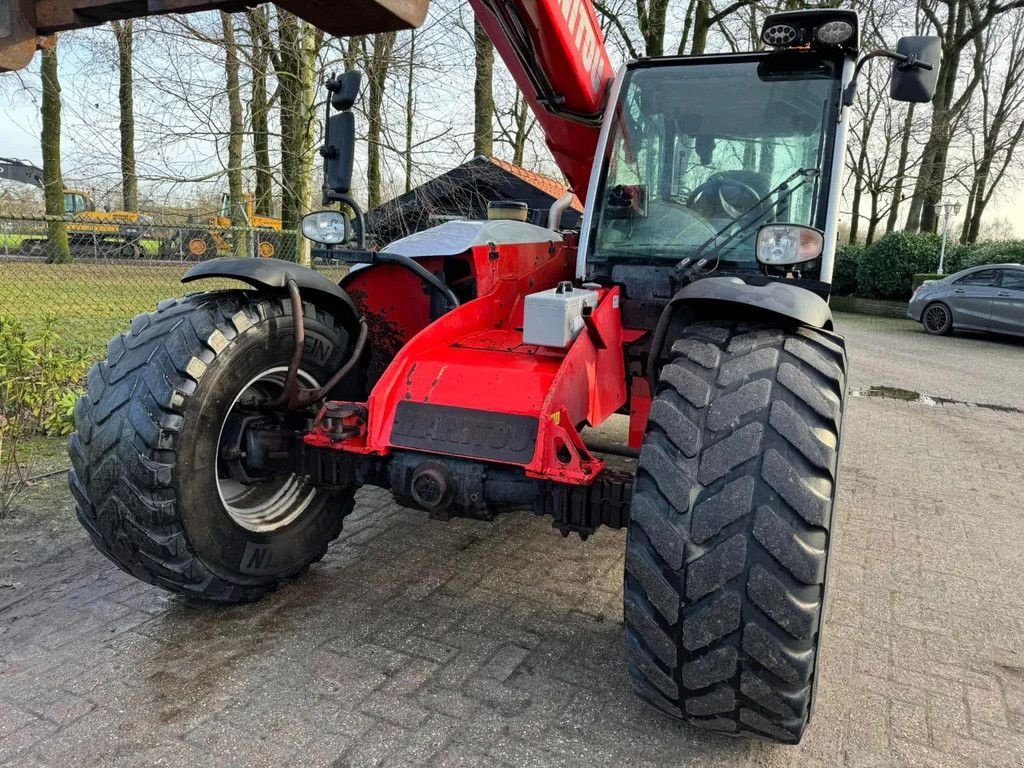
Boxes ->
[323,191,366,250]
[842,48,933,106]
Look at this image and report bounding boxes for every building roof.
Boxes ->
[486,157,584,212]
[366,156,586,247]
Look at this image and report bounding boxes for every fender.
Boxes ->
[648,275,834,383]
[182,257,361,332]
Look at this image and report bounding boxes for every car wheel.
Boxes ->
[922,302,952,335]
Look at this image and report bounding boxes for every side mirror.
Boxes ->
[331,70,362,111]
[891,36,941,103]
[322,70,361,197]
[324,111,355,195]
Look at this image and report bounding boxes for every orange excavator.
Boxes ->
[3,0,940,743]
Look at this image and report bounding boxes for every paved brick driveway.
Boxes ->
[2,315,1023,767]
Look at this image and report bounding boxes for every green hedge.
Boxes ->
[857,231,941,300]
[832,243,863,296]
[844,233,1024,301]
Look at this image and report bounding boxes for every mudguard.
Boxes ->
[182,257,360,331]
[648,275,834,385]
[671,276,833,329]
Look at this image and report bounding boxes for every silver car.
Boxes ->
[907,263,1024,337]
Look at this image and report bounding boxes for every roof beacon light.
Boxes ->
[817,20,854,45]
[762,23,798,48]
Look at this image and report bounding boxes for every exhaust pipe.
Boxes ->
[549,192,574,231]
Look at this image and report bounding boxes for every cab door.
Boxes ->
[989,269,1024,335]
[949,268,1000,330]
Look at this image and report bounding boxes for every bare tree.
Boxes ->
[473,18,494,157]
[495,88,535,167]
[404,29,416,193]
[960,12,1024,241]
[364,31,398,208]
[220,11,245,253]
[40,37,71,263]
[275,9,322,260]
[111,20,138,210]
[905,0,1024,233]
[246,7,274,216]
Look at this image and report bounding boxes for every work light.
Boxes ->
[301,210,348,245]
[817,20,854,45]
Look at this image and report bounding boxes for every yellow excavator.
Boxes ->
[0,157,150,257]
[161,192,284,260]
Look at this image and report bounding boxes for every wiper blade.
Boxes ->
[678,167,820,278]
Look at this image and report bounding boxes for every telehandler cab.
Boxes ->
[67,3,940,744]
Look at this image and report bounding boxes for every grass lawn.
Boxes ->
[0,260,348,357]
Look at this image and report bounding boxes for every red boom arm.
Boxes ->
[469,0,613,202]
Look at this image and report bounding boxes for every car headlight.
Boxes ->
[756,224,824,266]
[301,210,348,245]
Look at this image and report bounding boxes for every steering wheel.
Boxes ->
[687,175,764,220]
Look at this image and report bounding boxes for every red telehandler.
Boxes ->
[48,0,939,743]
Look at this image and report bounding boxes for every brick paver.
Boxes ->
[1,317,1023,767]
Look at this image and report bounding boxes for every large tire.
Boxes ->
[624,321,847,743]
[69,290,356,602]
[255,231,283,259]
[183,230,219,260]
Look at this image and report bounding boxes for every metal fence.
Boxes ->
[0,214,347,358]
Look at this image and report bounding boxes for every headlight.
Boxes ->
[301,210,348,245]
[756,224,824,266]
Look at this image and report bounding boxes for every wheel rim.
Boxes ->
[188,237,208,256]
[924,305,947,332]
[215,366,320,533]
[258,240,275,258]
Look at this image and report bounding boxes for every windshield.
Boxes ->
[590,55,840,270]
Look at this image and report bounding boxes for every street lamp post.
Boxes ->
[935,200,962,275]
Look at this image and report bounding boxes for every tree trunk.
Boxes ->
[689,0,711,55]
[638,0,669,56]
[512,91,529,166]
[404,30,415,194]
[221,12,246,255]
[40,39,70,264]
[366,31,397,209]
[473,18,494,157]
[276,10,321,263]
[885,104,915,234]
[112,20,137,211]
[847,104,873,244]
[247,8,273,217]
[904,1,1002,233]
[866,190,881,244]
[344,36,362,70]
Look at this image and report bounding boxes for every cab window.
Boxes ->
[955,269,999,287]
[63,193,90,215]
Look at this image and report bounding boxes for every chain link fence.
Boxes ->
[0,213,348,358]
